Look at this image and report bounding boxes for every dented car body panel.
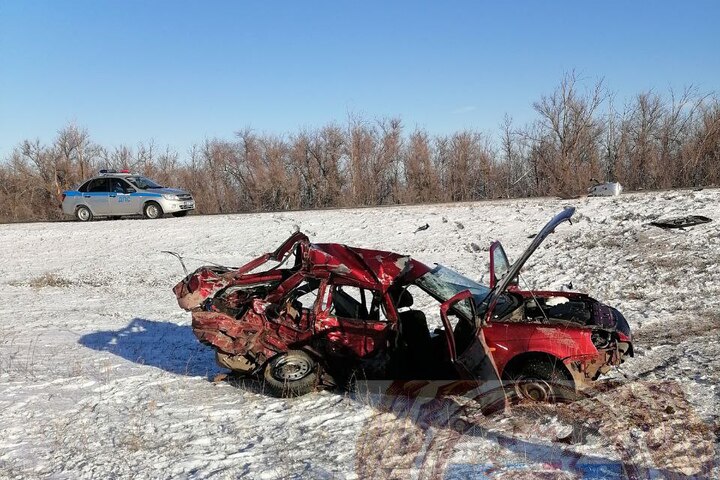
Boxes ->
[173,207,633,399]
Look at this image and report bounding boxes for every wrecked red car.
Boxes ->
[172,207,633,401]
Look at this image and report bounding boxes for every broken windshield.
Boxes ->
[414,265,513,324]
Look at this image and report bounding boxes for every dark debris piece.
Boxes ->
[414,223,430,233]
[649,215,712,229]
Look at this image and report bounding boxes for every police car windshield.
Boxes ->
[127,176,163,189]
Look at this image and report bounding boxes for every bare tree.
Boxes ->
[289,126,345,208]
[529,71,607,196]
[347,117,403,206]
[403,130,440,203]
[2,81,719,223]
[499,115,532,198]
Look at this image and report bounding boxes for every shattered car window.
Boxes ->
[402,285,443,328]
[246,246,301,275]
[492,244,511,283]
[414,265,513,323]
[289,279,320,310]
[330,286,370,320]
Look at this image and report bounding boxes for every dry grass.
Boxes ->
[352,381,506,479]
[28,273,74,288]
[557,381,716,477]
[635,310,720,346]
[9,272,111,289]
[350,378,717,478]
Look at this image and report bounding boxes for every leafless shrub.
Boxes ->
[2,74,718,223]
[28,273,74,288]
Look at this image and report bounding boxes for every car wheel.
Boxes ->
[263,350,318,398]
[76,206,93,222]
[171,211,188,218]
[506,359,577,403]
[143,201,163,219]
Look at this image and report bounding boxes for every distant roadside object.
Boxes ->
[650,215,712,229]
[61,170,195,221]
[588,181,623,197]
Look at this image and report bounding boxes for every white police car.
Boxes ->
[61,170,195,221]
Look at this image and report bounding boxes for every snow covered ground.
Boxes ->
[1,189,718,479]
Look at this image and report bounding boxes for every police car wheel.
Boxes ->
[76,206,93,222]
[143,202,163,219]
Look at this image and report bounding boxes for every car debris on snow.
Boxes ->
[588,181,623,197]
[649,215,712,229]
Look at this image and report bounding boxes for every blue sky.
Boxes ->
[1,1,718,159]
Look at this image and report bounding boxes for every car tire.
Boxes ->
[263,350,318,398]
[171,211,188,218]
[143,201,163,219]
[76,205,93,222]
[506,358,577,403]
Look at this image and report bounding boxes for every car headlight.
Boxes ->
[591,330,612,349]
[162,194,180,201]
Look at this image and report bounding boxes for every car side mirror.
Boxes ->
[126,187,136,193]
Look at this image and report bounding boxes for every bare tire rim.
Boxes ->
[272,356,313,382]
[77,208,90,221]
[146,204,160,219]
[515,378,553,402]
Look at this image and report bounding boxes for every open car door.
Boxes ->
[439,290,501,381]
[439,290,507,412]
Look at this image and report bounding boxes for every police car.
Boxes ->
[61,170,195,221]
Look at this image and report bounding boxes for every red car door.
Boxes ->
[438,290,501,381]
[315,283,390,358]
[438,290,507,412]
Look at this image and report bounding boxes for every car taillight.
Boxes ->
[188,275,200,292]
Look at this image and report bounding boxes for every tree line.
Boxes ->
[1,72,719,223]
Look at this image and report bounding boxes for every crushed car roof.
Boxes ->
[306,243,432,290]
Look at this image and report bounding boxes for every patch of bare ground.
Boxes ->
[635,311,720,346]
[497,381,716,477]
[354,392,467,479]
[353,380,716,478]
